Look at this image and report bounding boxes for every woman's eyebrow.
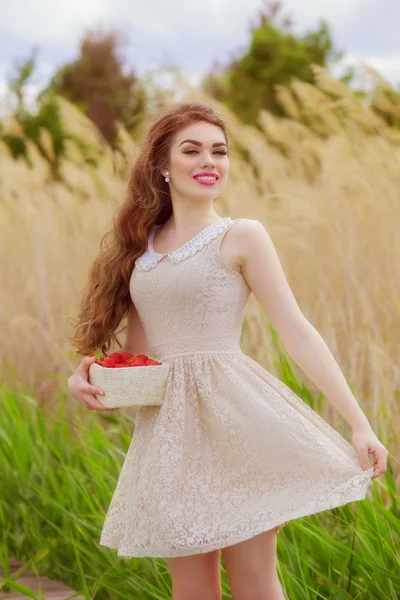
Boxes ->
[179,139,227,148]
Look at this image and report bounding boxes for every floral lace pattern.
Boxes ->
[135,217,232,270]
[99,218,374,558]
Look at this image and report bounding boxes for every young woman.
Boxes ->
[67,101,388,600]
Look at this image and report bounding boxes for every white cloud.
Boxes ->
[349,55,400,86]
[0,0,368,47]
[0,0,398,91]
[282,0,370,29]
[364,55,400,78]
[0,0,112,46]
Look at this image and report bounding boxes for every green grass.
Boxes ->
[0,363,398,599]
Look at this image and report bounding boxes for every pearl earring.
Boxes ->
[164,171,170,182]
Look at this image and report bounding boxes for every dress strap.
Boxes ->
[216,218,243,248]
[214,218,245,276]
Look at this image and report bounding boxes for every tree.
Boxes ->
[1,48,66,173]
[202,0,348,126]
[6,46,39,117]
[48,28,147,146]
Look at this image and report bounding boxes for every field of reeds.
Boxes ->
[0,67,399,598]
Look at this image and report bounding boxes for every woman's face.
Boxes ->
[165,121,229,199]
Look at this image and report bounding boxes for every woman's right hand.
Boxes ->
[68,355,119,412]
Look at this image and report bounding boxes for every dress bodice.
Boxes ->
[130,218,251,360]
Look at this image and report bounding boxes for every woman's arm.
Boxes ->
[120,302,150,356]
[236,219,372,433]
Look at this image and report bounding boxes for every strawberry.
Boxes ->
[120,351,134,362]
[104,357,119,368]
[145,359,160,365]
[131,356,147,366]
[107,352,124,362]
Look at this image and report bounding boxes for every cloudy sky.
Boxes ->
[0,0,399,107]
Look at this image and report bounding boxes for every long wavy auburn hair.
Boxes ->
[67,101,229,357]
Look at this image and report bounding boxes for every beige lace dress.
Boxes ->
[99,216,374,558]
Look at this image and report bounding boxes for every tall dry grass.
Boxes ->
[0,69,399,476]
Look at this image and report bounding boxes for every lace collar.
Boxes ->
[135,217,233,271]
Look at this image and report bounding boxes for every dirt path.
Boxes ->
[0,558,84,600]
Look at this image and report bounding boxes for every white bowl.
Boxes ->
[88,361,171,408]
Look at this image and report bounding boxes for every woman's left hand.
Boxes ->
[351,426,389,479]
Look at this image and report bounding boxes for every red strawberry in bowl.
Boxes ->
[96,352,163,369]
[104,357,119,368]
[107,352,124,362]
[130,356,147,366]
